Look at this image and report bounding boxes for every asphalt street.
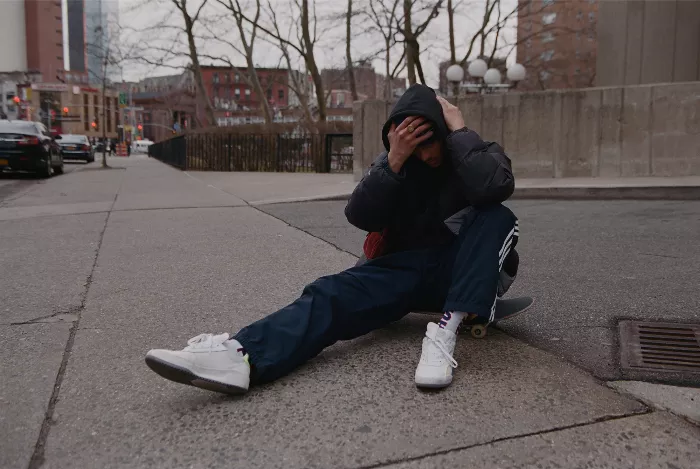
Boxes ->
[260,198,700,385]
[1,156,698,469]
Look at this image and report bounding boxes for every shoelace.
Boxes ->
[426,336,458,368]
[186,333,227,350]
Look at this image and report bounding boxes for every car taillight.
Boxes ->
[18,136,40,145]
[81,144,90,150]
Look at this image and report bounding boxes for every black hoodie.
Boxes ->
[345,84,515,254]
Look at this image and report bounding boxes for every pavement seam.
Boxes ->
[362,409,653,469]
[26,172,123,469]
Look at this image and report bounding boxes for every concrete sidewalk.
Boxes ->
[1,156,698,469]
[190,170,700,204]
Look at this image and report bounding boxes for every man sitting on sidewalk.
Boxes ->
[145,84,518,394]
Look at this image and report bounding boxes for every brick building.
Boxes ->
[516,0,598,90]
[321,63,406,100]
[0,0,64,82]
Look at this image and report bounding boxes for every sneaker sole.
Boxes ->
[145,355,248,395]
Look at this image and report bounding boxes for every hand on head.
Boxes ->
[436,96,466,132]
[387,116,434,165]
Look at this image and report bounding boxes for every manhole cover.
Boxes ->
[619,321,700,373]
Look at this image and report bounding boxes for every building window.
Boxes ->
[575,68,581,75]
[540,50,554,61]
[245,88,251,101]
[225,73,230,83]
[541,32,554,43]
[588,31,594,41]
[575,49,581,59]
[526,38,532,48]
[225,87,230,99]
[542,0,554,6]
[234,88,241,99]
[539,70,551,81]
[576,11,583,20]
[542,12,556,25]
[234,73,240,83]
[83,94,89,132]
[213,73,219,84]
[588,12,595,22]
[337,93,346,107]
[278,89,284,100]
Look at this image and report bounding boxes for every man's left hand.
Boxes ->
[437,96,466,132]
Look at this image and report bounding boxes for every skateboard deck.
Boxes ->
[463,296,534,338]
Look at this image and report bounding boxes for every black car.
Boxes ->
[0,120,63,177]
[58,134,94,162]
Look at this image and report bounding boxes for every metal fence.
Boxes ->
[148,135,187,170]
[148,132,353,173]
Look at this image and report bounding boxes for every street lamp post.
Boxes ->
[445,64,464,98]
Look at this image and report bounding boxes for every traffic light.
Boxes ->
[91,121,97,128]
[137,124,143,131]
[63,107,69,115]
[12,96,20,104]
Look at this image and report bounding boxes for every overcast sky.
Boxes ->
[115,0,519,88]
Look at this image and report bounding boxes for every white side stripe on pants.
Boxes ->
[489,220,519,323]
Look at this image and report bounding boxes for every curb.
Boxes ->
[261,186,700,205]
[511,185,700,200]
[250,193,354,206]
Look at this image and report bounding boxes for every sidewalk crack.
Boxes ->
[360,410,652,469]
[26,172,123,469]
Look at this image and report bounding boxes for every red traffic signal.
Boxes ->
[137,124,143,130]
[63,107,69,114]
[12,96,20,104]
[91,121,97,128]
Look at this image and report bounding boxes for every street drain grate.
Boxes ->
[619,321,700,373]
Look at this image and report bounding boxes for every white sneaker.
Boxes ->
[145,333,250,394]
[415,323,458,388]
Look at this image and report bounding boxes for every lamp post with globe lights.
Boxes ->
[506,63,526,89]
[445,63,464,98]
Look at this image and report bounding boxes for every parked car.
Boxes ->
[0,120,63,177]
[58,134,94,163]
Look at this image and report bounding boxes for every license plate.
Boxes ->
[66,145,77,150]
[0,158,8,166]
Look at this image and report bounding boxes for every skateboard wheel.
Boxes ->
[471,325,487,339]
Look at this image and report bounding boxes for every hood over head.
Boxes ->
[381,84,449,152]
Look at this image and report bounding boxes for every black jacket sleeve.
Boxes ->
[344,152,405,232]
[446,128,515,205]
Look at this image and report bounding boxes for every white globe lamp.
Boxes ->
[467,58,488,78]
[483,68,502,85]
[507,63,526,83]
[445,64,465,83]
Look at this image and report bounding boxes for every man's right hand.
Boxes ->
[387,116,433,174]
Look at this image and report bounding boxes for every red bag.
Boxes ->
[363,228,390,259]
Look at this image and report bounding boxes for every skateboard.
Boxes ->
[462,296,535,338]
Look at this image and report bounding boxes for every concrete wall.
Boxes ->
[352,82,700,180]
[597,0,700,87]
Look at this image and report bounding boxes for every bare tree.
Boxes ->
[363,0,404,99]
[345,0,358,101]
[168,0,217,126]
[235,0,330,123]
[85,15,139,167]
[210,0,274,124]
[400,0,443,85]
